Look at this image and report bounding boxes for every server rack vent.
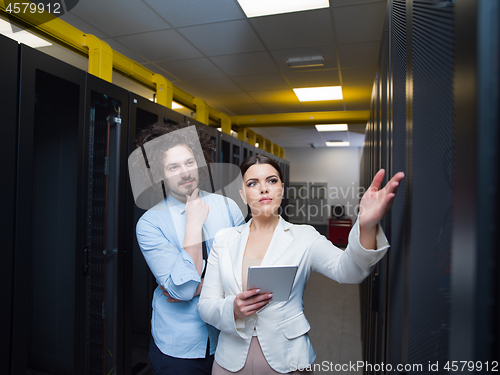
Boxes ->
[408,0,454,368]
[387,0,407,368]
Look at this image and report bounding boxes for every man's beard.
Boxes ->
[184,184,195,196]
[179,178,197,196]
[164,176,199,201]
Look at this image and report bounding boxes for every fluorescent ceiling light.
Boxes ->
[326,141,350,147]
[237,0,329,18]
[287,56,325,68]
[315,124,348,132]
[293,86,343,102]
[172,102,183,109]
[0,19,52,48]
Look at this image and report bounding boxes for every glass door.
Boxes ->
[126,94,161,374]
[84,74,129,374]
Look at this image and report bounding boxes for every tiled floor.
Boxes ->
[303,272,363,374]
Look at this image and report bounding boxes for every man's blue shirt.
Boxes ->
[136,190,245,358]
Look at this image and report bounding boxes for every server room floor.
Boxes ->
[304,272,363,374]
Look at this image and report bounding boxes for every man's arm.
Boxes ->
[183,188,209,275]
[137,216,201,301]
[161,279,203,302]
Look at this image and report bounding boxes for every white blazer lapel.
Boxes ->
[228,219,252,291]
[261,217,294,266]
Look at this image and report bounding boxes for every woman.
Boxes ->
[198,155,404,374]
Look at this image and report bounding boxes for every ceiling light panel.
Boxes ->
[237,0,330,18]
[0,19,52,48]
[293,86,343,102]
[326,141,350,147]
[287,56,325,68]
[315,124,348,131]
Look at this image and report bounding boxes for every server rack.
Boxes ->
[232,138,243,167]
[219,131,242,166]
[5,35,290,375]
[9,42,131,375]
[83,74,130,375]
[203,124,220,163]
[124,94,225,373]
[1,34,19,375]
[12,44,87,375]
[452,0,500,364]
[125,93,164,374]
[242,141,255,160]
[360,0,499,372]
[281,160,290,221]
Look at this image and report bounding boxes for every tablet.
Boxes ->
[247,265,298,302]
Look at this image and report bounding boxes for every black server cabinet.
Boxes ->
[203,124,220,163]
[125,94,222,373]
[83,74,130,375]
[11,43,129,375]
[362,11,393,367]
[220,134,231,164]
[231,138,242,167]
[219,132,242,166]
[360,0,499,371]
[217,133,242,210]
[283,161,290,221]
[242,142,255,161]
[452,0,500,364]
[12,44,87,374]
[125,93,163,374]
[1,34,19,375]
[386,0,407,369]
[407,1,454,368]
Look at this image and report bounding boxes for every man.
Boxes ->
[132,122,245,374]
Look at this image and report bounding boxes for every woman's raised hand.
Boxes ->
[359,169,405,230]
[233,289,273,319]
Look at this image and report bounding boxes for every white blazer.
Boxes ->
[198,216,389,373]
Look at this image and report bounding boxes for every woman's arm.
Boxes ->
[308,169,404,283]
[197,230,254,338]
[308,220,390,284]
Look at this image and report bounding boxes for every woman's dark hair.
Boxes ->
[240,154,283,182]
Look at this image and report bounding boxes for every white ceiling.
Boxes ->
[37,0,388,148]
